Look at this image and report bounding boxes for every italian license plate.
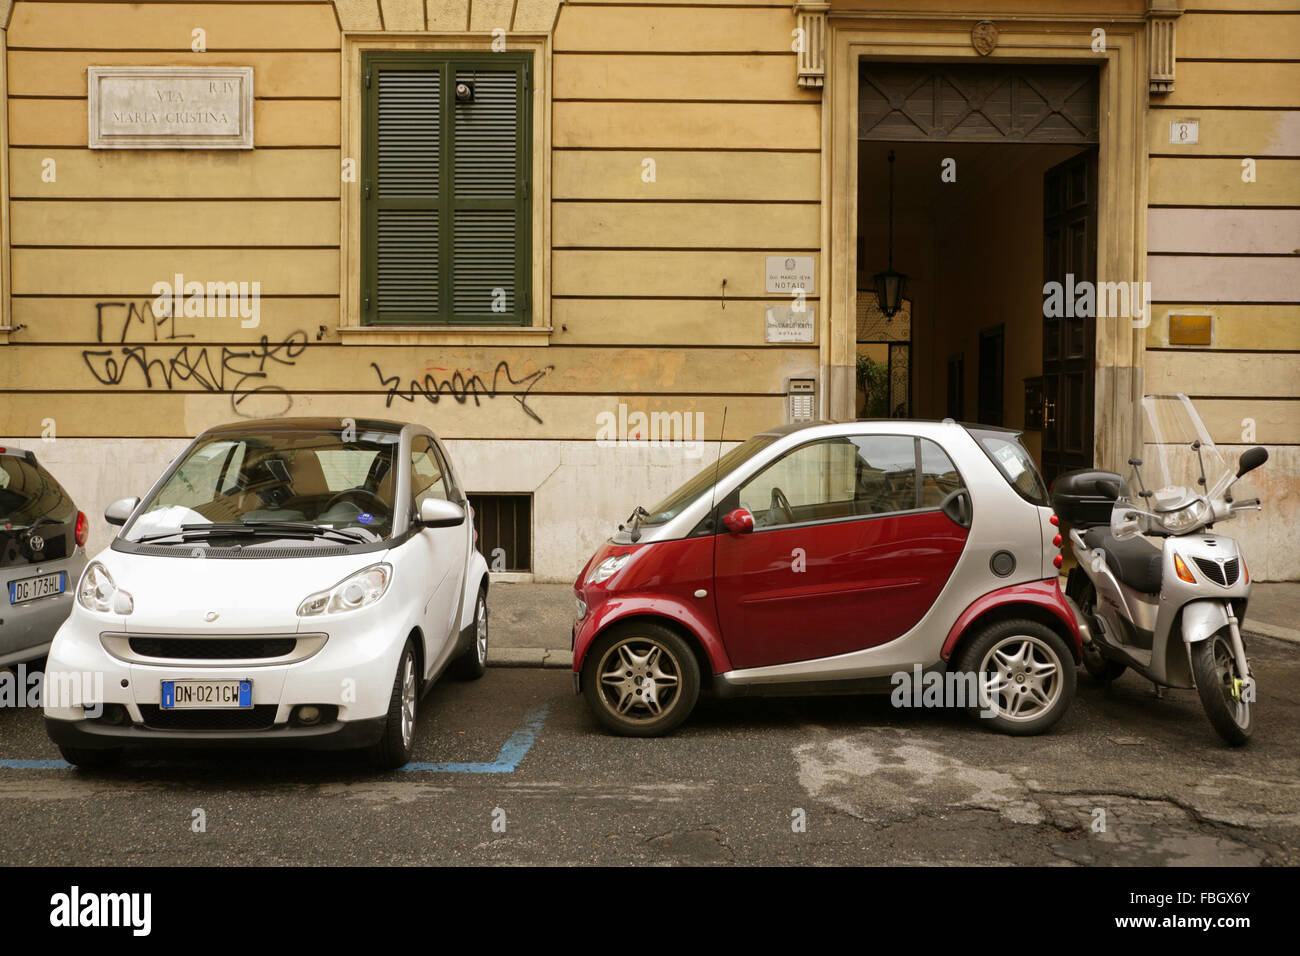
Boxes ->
[160,679,253,710]
[8,571,66,605]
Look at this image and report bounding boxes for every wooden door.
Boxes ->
[1041,150,1097,482]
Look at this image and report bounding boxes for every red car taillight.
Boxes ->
[74,510,89,547]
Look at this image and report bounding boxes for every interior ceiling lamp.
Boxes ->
[873,149,908,320]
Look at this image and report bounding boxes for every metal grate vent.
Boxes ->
[138,705,278,732]
[468,493,532,573]
[1193,556,1240,588]
[129,637,297,660]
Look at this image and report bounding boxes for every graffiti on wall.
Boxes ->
[80,301,553,425]
[81,300,305,417]
[370,360,553,425]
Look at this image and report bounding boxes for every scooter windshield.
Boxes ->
[1140,393,1234,508]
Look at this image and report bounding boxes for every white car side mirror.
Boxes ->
[104,497,141,526]
[418,498,466,528]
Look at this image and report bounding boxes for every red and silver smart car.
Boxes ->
[572,420,1080,737]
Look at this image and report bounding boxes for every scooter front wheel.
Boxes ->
[1189,629,1252,746]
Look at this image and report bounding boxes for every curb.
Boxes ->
[486,631,1300,665]
[487,647,574,668]
[1244,622,1300,646]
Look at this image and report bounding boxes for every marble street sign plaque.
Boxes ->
[88,67,254,149]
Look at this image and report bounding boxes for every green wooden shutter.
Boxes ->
[362,52,530,326]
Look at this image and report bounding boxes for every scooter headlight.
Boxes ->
[297,563,391,616]
[77,561,134,614]
[1161,499,1210,534]
[585,553,630,586]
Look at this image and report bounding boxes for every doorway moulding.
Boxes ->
[822,14,1150,472]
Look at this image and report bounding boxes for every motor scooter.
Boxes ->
[1053,394,1267,745]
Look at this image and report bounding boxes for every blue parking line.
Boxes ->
[401,706,549,774]
[0,759,71,770]
[0,706,550,773]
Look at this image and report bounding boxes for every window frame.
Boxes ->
[360,49,532,328]
[725,433,967,534]
[409,435,452,508]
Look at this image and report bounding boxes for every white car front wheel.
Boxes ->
[368,639,418,769]
[451,588,488,680]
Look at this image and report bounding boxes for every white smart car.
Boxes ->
[43,417,489,769]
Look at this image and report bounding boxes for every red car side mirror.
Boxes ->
[722,508,755,534]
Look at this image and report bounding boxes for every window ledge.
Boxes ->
[338,325,553,346]
[489,571,534,584]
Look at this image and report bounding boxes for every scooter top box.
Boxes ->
[1050,469,1129,527]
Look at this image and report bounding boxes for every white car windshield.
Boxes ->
[123,429,401,544]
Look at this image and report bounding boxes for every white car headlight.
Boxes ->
[585,553,630,585]
[77,561,133,614]
[297,563,391,616]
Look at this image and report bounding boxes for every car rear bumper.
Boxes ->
[0,554,85,664]
[44,714,386,752]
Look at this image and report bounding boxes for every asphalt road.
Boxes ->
[1,636,1297,866]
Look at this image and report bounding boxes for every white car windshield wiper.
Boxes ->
[241,520,372,544]
[133,521,371,545]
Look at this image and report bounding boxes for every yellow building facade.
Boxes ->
[0,0,1296,579]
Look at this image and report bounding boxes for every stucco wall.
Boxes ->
[0,0,819,446]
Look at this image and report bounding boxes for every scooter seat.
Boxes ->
[1081,528,1163,594]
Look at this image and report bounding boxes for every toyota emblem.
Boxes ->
[29,534,45,552]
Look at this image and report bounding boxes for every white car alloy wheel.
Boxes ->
[452,589,490,680]
[475,594,488,666]
[400,652,417,749]
[979,634,1064,722]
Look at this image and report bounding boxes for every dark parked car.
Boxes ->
[1,447,88,666]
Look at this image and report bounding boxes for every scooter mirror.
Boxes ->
[1236,446,1268,479]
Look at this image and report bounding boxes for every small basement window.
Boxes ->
[468,493,532,572]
